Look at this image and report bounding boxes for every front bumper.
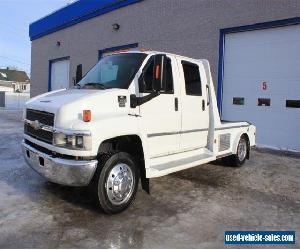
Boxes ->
[22,141,98,186]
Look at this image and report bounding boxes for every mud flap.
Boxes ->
[246,140,251,159]
[140,164,150,194]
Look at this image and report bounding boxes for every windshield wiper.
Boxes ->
[83,82,107,89]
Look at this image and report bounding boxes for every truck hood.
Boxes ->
[26,88,130,129]
[27,89,103,112]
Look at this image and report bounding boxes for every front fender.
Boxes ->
[90,115,150,164]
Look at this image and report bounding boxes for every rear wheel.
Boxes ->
[92,151,139,214]
[227,136,249,167]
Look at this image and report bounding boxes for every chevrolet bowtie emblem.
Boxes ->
[31,120,41,130]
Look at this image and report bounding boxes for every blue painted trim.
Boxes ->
[48,56,70,92]
[29,0,142,41]
[217,17,300,115]
[48,61,52,92]
[98,43,139,59]
[217,29,225,114]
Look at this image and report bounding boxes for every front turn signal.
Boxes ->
[83,110,91,122]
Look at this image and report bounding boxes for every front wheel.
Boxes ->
[92,151,139,214]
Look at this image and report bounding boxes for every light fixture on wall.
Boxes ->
[56,41,61,47]
[112,23,120,30]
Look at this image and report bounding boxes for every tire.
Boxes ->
[227,136,249,167]
[91,151,139,214]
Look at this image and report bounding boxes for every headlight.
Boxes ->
[53,132,92,150]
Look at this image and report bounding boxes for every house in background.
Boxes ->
[0,68,30,93]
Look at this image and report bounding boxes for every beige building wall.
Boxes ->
[31,0,300,97]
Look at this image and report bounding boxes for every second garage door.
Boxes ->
[221,25,300,151]
[50,58,70,91]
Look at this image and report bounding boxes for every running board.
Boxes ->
[146,149,215,178]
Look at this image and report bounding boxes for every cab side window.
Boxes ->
[142,57,154,92]
[182,61,202,96]
[139,56,173,94]
[164,57,174,93]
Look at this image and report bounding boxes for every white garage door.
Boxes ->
[222,25,300,151]
[50,59,70,91]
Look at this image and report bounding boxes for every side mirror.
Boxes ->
[138,72,145,92]
[152,54,166,92]
[75,64,82,84]
[130,94,138,108]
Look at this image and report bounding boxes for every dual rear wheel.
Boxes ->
[223,135,249,167]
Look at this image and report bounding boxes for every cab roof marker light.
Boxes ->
[111,49,130,55]
[111,48,148,55]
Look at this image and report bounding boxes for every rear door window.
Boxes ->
[182,61,202,96]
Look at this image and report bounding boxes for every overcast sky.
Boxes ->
[0,0,72,76]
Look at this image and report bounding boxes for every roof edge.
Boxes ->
[29,0,142,41]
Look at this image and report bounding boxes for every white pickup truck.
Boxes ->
[22,50,255,213]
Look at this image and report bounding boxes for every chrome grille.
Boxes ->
[26,109,54,126]
[25,109,54,144]
[24,124,53,144]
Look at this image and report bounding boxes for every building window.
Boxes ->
[233,97,245,105]
[258,98,270,106]
[286,100,300,108]
[182,61,202,96]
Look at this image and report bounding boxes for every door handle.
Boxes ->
[202,99,205,111]
[175,97,178,111]
[206,85,210,106]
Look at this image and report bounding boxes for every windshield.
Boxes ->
[78,53,146,89]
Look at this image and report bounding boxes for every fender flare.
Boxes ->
[232,132,250,158]
[96,133,150,194]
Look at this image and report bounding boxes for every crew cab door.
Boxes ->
[179,60,209,150]
[139,55,180,158]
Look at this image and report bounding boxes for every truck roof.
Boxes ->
[112,50,205,63]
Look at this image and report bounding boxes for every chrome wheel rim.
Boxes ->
[106,163,134,205]
[237,139,247,161]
